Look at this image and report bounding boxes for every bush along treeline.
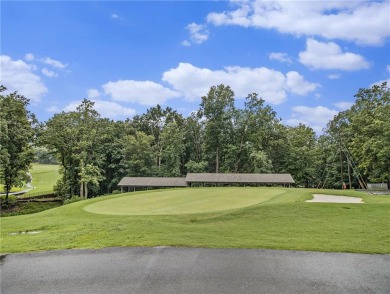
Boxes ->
[1,83,389,201]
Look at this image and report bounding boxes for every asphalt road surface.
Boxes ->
[1,247,389,293]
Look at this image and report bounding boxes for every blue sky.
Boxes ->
[1,0,389,133]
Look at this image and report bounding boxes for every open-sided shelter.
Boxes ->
[118,173,295,192]
[118,177,188,192]
[185,173,294,187]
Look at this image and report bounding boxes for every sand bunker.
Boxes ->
[307,194,364,203]
[9,230,43,236]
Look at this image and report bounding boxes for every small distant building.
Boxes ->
[367,183,389,191]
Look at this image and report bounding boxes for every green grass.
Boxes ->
[0,164,60,196]
[0,186,23,193]
[84,188,285,215]
[1,187,389,254]
[23,164,60,197]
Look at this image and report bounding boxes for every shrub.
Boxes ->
[53,178,70,200]
[63,196,83,205]
[0,195,18,208]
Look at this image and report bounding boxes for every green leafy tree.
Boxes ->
[40,99,105,199]
[324,111,354,189]
[348,82,390,184]
[96,119,135,194]
[33,146,57,164]
[199,85,235,173]
[160,122,185,176]
[0,87,35,202]
[230,93,280,172]
[185,160,208,173]
[78,160,104,199]
[266,123,290,173]
[315,134,342,189]
[74,99,104,198]
[131,105,184,172]
[122,131,155,176]
[325,82,390,188]
[249,149,273,173]
[183,112,204,166]
[40,111,80,197]
[285,124,317,187]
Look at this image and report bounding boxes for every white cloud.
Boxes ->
[42,68,58,78]
[103,80,181,106]
[269,52,292,64]
[208,1,252,27]
[44,57,67,69]
[285,71,319,95]
[328,74,341,80]
[64,100,136,120]
[333,101,353,111]
[0,55,47,103]
[181,40,191,47]
[387,65,390,73]
[370,79,390,88]
[207,0,390,45]
[46,105,60,113]
[287,105,338,133]
[25,53,34,61]
[291,106,338,125]
[162,62,318,104]
[111,13,120,19]
[93,100,136,119]
[87,88,100,99]
[299,38,370,71]
[186,22,209,45]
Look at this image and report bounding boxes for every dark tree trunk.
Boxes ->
[216,147,219,173]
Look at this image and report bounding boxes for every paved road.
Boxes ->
[0,188,32,197]
[1,247,389,293]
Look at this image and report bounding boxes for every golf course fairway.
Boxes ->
[2,187,389,254]
[84,187,285,215]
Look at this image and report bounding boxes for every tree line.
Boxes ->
[1,83,388,201]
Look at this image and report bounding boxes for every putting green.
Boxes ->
[84,187,286,215]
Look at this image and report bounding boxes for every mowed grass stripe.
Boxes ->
[84,188,285,215]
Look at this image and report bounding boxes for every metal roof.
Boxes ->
[118,177,188,187]
[118,173,295,188]
[185,173,295,184]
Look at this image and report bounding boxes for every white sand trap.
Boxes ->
[307,194,364,203]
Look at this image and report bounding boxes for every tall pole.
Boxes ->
[216,147,219,173]
[339,132,344,189]
[347,155,352,189]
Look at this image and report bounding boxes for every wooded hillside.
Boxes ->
[2,82,388,199]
